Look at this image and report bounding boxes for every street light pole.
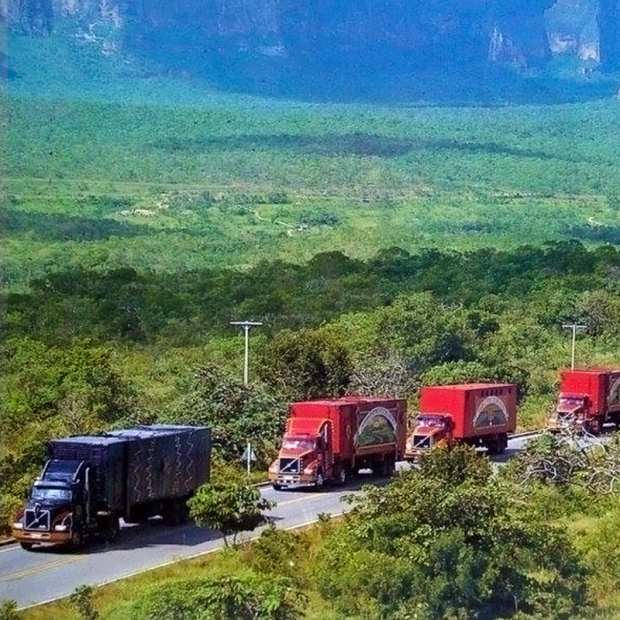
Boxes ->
[561,323,587,370]
[230,320,263,385]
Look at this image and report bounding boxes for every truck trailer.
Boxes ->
[269,396,407,490]
[547,369,620,434]
[405,383,517,461]
[12,424,211,550]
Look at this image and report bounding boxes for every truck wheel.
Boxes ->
[385,455,396,477]
[163,499,189,526]
[486,440,498,456]
[19,542,34,551]
[497,437,507,455]
[71,528,83,549]
[272,483,282,491]
[177,500,190,525]
[337,468,347,486]
[162,501,179,526]
[315,472,324,489]
[102,516,120,543]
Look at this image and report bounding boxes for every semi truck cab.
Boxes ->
[405,413,454,460]
[269,423,333,490]
[548,394,588,432]
[13,425,210,552]
[12,458,112,550]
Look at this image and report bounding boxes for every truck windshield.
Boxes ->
[557,397,585,412]
[415,415,446,428]
[32,487,72,501]
[282,438,315,450]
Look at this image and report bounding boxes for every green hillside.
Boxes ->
[5,92,620,289]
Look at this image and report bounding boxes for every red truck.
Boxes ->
[268,397,407,490]
[547,369,620,434]
[404,383,517,461]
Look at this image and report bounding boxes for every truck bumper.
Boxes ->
[269,473,317,489]
[404,449,427,462]
[12,529,72,546]
[547,420,582,433]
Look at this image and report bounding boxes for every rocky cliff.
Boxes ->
[4,0,619,99]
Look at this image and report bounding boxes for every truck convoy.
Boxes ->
[269,396,407,490]
[12,424,211,551]
[547,369,620,434]
[405,383,517,461]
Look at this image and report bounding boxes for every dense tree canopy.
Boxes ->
[314,446,592,619]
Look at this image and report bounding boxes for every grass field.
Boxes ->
[4,90,620,289]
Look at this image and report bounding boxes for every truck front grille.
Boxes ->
[412,435,431,449]
[25,508,51,531]
[278,458,301,474]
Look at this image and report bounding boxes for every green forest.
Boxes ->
[2,82,620,618]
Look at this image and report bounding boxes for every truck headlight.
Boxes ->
[54,525,68,532]
[12,522,23,530]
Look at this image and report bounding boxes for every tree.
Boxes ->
[501,432,589,489]
[503,431,620,496]
[69,585,100,620]
[188,482,275,546]
[0,600,22,620]
[257,327,352,401]
[314,446,591,619]
[167,363,288,461]
[6,337,137,433]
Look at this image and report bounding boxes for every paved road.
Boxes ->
[0,475,383,608]
[0,431,606,609]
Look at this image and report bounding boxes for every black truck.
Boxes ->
[12,424,211,550]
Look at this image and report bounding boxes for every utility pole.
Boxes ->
[230,320,263,385]
[562,323,587,370]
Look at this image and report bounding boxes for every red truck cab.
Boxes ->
[272,418,334,489]
[407,413,455,452]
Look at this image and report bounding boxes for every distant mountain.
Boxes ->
[3,0,619,102]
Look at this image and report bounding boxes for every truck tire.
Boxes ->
[498,436,508,455]
[163,499,189,526]
[71,528,83,549]
[315,471,324,489]
[272,483,282,491]
[336,468,347,486]
[176,499,190,525]
[102,516,120,543]
[487,438,506,456]
[385,455,396,477]
[19,542,34,551]
[162,500,178,526]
